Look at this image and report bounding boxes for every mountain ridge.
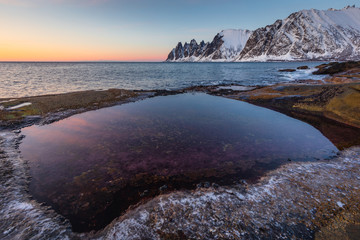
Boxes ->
[166,6,360,62]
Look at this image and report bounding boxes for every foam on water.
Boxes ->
[278,67,325,82]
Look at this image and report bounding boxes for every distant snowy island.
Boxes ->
[166,5,360,62]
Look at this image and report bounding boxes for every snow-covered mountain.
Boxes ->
[166,6,360,62]
[166,29,252,62]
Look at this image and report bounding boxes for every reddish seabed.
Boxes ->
[20,93,338,232]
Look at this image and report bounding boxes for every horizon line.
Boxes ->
[0,60,166,63]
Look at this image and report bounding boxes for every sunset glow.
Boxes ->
[0,44,167,62]
[0,0,356,61]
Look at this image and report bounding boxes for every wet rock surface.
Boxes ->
[0,89,153,131]
[313,61,360,75]
[278,69,296,72]
[192,62,360,150]
[0,61,360,239]
[97,147,360,240]
[297,66,309,70]
[1,130,360,239]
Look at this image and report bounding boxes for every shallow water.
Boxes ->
[20,93,337,232]
[0,62,324,98]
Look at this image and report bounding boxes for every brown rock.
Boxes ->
[297,66,309,70]
[313,61,360,75]
[279,69,296,72]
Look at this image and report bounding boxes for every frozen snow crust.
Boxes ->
[1,131,360,239]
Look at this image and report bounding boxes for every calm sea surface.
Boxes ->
[0,62,324,98]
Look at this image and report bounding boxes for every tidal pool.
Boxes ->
[20,93,338,232]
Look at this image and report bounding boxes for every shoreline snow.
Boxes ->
[1,130,359,239]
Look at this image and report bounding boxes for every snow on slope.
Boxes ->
[220,29,252,52]
[166,29,252,62]
[238,6,360,61]
[166,6,360,62]
[216,29,252,60]
[311,6,360,32]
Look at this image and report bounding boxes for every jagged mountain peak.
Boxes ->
[190,39,197,45]
[166,28,252,62]
[343,5,356,10]
[166,6,360,62]
[238,6,360,61]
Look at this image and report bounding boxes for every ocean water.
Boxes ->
[0,62,325,98]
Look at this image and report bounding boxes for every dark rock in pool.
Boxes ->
[297,66,309,70]
[279,69,296,72]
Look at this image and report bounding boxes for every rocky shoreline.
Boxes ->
[0,61,360,239]
[1,61,359,133]
[1,129,359,239]
[0,89,153,130]
[94,147,360,240]
[184,61,360,150]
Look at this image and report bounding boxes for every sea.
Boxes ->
[0,62,325,98]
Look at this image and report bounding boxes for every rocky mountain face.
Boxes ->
[166,6,360,62]
[166,29,252,62]
[239,6,360,61]
[167,40,209,61]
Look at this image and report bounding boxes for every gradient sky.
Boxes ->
[0,0,357,61]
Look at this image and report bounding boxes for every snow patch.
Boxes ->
[216,86,255,91]
[219,29,253,59]
[1,130,360,239]
[11,201,33,211]
[337,201,345,208]
[7,102,32,110]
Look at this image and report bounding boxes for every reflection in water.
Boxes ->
[20,93,337,232]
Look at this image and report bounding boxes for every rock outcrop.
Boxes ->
[166,29,252,61]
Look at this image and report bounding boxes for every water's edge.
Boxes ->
[1,130,360,239]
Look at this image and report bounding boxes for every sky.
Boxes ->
[0,0,358,61]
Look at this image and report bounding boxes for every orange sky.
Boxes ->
[0,0,355,61]
[0,1,170,62]
[0,27,166,61]
[0,44,166,62]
